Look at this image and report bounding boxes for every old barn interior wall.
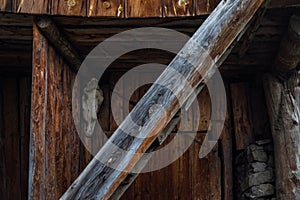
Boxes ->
[0,74,31,200]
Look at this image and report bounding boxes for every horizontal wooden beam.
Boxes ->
[61,0,265,199]
[35,16,82,72]
[269,0,300,8]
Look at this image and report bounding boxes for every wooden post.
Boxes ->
[29,24,81,200]
[264,15,300,199]
[61,0,265,199]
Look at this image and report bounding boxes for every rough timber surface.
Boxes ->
[61,0,264,199]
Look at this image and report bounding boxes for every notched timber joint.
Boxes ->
[35,16,82,72]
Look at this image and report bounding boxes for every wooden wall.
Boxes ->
[1,0,298,17]
[6,0,221,17]
[0,74,31,200]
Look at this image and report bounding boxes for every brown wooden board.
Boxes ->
[88,0,123,17]
[162,0,194,17]
[196,0,220,15]
[30,23,81,199]
[52,0,87,16]
[17,0,50,14]
[0,0,13,11]
[230,83,254,150]
[125,0,161,18]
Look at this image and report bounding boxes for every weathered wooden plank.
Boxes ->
[19,77,31,200]
[219,87,233,200]
[70,70,81,183]
[62,0,264,198]
[52,0,87,16]
[249,76,271,139]
[162,0,194,17]
[44,46,60,199]
[208,145,221,200]
[3,78,21,200]
[17,0,50,14]
[30,23,81,199]
[29,25,49,200]
[125,0,161,17]
[0,0,13,11]
[88,0,123,17]
[196,0,220,15]
[191,135,210,199]
[230,83,254,150]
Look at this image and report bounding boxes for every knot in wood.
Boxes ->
[103,1,111,9]
[67,0,76,7]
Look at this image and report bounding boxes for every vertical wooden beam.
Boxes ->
[0,0,13,12]
[230,83,254,150]
[29,23,81,200]
[29,24,49,200]
[264,15,300,200]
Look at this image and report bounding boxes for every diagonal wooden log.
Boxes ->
[61,0,265,199]
[35,16,82,72]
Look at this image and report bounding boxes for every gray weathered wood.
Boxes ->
[61,0,265,199]
[264,15,300,200]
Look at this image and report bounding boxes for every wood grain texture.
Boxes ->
[29,23,81,200]
[61,0,264,199]
[88,0,123,17]
[264,73,300,199]
[52,0,87,16]
[28,24,48,199]
[125,0,161,18]
[230,83,254,150]
[196,0,220,15]
[163,0,194,17]
[17,0,50,14]
[0,0,13,11]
